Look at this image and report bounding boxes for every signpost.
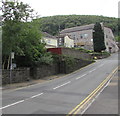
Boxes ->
[10,52,14,84]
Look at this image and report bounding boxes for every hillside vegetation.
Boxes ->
[37,15,118,37]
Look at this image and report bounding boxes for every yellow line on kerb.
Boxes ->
[66,67,118,116]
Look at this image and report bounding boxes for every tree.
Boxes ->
[115,36,120,42]
[93,22,106,52]
[1,0,34,22]
[2,1,49,69]
[39,15,118,36]
[2,0,34,69]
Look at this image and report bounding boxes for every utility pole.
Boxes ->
[58,24,60,35]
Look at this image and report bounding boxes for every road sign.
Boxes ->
[11,52,14,59]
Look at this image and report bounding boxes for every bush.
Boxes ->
[91,51,110,59]
[73,47,94,53]
[39,52,53,65]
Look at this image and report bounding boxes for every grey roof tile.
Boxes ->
[60,24,95,33]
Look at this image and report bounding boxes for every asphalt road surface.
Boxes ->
[1,53,118,115]
[84,70,118,114]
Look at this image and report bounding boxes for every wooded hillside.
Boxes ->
[36,15,118,37]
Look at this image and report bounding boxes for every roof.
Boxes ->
[60,24,95,34]
[42,32,57,39]
[56,34,73,40]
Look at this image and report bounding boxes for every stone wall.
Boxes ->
[62,48,92,60]
[2,64,59,85]
[2,59,93,85]
[2,68,30,85]
[30,63,59,79]
[64,59,93,74]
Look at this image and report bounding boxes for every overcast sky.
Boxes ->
[21,0,119,18]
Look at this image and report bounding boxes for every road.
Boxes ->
[1,53,118,115]
[84,70,118,114]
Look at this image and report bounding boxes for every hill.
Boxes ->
[37,15,118,37]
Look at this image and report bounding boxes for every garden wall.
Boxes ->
[62,48,92,60]
[2,59,93,85]
[2,68,30,85]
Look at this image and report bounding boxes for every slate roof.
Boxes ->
[42,32,57,39]
[60,24,95,34]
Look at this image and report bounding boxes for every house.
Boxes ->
[64,35,74,48]
[57,35,74,48]
[60,23,119,53]
[104,27,119,53]
[42,32,74,49]
[42,32,58,48]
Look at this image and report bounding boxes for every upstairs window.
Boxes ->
[84,34,88,38]
[80,34,83,39]
[47,40,51,44]
[106,42,108,45]
[80,34,88,39]
[106,35,108,38]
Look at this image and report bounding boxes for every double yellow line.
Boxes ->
[67,67,118,116]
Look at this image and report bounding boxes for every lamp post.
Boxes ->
[10,52,14,84]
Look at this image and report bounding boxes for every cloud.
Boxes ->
[20,0,119,18]
[119,1,120,18]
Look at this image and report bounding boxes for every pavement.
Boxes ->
[84,69,119,114]
[2,74,66,91]
[1,53,119,115]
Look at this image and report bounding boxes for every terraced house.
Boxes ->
[42,32,74,48]
[60,23,119,53]
[57,35,74,48]
[42,32,58,48]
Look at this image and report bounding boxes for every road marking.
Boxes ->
[88,64,104,74]
[1,92,44,110]
[0,100,25,110]
[76,74,87,80]
[2,62,95,93]
[81,79,111,114]
[76,64,104,80]
[89,69,96,73]
[66,66,118,116]
[30,93,43,99]
[53,81,71,90]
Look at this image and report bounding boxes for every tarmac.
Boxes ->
[84,69,119,115]
[1,62,119,115]
[1,74,65,91]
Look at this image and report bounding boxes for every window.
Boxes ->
[80,34,83,38]
[81,45,84,46]
[72,36,75,40]
[106,35,108,38]
[59,38,62,43]
[59,41,62,45]
[80,34,88,39]
[84,34,88,38]
[47,40,51,44]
